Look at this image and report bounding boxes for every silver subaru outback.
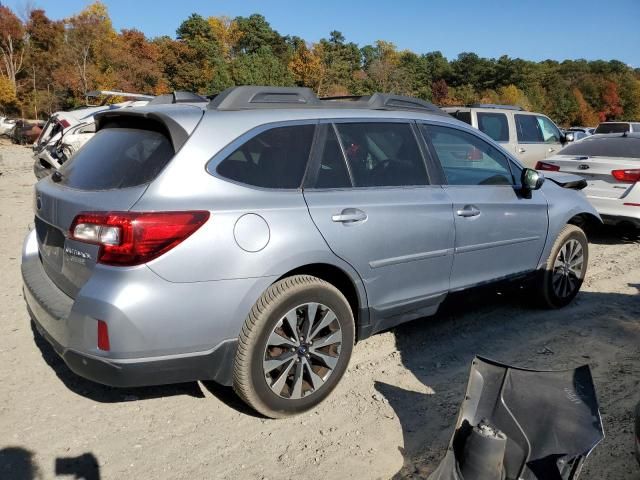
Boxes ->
[22,86,600,418]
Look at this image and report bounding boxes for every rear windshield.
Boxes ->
[594,123,630,134]
[559,135,640,159]
[58,127,174,190]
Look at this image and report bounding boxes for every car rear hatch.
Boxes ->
[33,106,205,298]
[542,155,638,199]
[543,135,640,200]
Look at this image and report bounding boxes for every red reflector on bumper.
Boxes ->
[97,320,110,351]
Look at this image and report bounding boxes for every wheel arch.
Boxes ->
[567,212,602,234]
[275,263,370,341]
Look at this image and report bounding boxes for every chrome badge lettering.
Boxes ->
[64,246,91,263]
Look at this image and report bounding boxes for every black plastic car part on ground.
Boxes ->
[428,357,604,480]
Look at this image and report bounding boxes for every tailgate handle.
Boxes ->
[332,208,367,223]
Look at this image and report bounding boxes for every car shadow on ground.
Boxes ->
[378,282,640,479]
[588,224,640,245]
[30,321,205,403]
[0,447,100,480]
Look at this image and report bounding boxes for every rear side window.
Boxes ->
[515,114,543,142]
[448,110,472,125]
[422,124,514,186]
[477,112,509,142]
[334,122,427,187]
[59,128,174,190]
[217,124,315,189]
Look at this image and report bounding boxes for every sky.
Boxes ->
[6,0,640,67]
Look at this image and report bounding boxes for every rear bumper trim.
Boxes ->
[29,307,237,387]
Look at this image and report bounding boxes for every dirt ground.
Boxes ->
[1,139,639,480]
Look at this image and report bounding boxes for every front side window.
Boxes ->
[515,114,543,143]
[334,122,427,187]
[536,115,561,143]
[477,112,509,142]
[422,124,513,186]
[216,124,315,189]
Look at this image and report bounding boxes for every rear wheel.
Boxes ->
[536,224,588,308]
[233,275,354,418]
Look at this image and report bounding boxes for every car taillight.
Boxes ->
[70,211,210,266]
[59,119,71,129]
[611,169,640,182]
[535,161,560,172]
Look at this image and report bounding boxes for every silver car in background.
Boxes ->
[22,86,600,418]
[539,133,640,229]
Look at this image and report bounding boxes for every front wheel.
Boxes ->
[535,224,589,308]
[233,275,354,418]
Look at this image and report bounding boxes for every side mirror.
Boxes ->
[563,132,575,143]
[521,168,545,191]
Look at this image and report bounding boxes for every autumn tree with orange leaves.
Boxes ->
[0,1,638,127]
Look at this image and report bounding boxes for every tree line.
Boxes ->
[1,2,639,126]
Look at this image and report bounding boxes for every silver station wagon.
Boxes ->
[22,86,600,417]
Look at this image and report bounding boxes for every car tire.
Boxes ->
[233,275,354,418]
[535,224,589,308]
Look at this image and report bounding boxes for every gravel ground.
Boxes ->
[1,139,639,479]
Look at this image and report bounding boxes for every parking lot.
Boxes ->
[1,140,639,479]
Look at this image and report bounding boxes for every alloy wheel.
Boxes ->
[552,239,584,298]
[263,302,342,399]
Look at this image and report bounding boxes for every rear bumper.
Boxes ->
[587,195,640,227]
[20,229,265,387]
[28,305,236,387]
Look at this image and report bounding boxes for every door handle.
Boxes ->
[332,208,367,223]
[548,147,555,153]
[456,205,481,218]
[518,148,526,153]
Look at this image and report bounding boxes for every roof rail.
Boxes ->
[366,93,444,114]
[148,91,209,105]
[209,86,320,110]
[468,103,524,111]
[208,86,446,115]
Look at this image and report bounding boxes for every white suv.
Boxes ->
[443,104,572,168]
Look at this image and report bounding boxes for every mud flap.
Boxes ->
[428,356,604,480]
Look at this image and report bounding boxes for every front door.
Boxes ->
[420,123,548,290]
[303,122,454,330]
[513,113,563,168]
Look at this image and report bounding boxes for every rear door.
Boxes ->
[420,123,548,290]
[304,121,454,328]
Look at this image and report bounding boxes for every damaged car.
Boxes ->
[23,86,601,418]
[33,91,153,179]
